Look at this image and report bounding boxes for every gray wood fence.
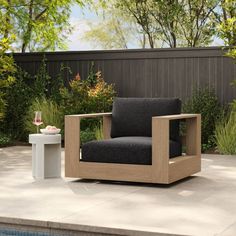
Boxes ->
[13,47,236,104]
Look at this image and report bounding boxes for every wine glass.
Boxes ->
[33,111,43,133]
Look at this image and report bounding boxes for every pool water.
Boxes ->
[0,228,57,236]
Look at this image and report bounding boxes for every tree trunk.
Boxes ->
[21,0,34,52]
[142,33,146,48]
[147,32,154,48]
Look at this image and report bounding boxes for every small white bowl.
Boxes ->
[40,128,61,135]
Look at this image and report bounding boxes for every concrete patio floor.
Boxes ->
[0,146,236,236]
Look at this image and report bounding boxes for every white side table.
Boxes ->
[29,134,61,179]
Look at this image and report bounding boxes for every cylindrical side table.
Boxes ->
[29,134,61,179]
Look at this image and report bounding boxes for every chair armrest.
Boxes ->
[65,112,112,140]
[151,113,201,182]
[65,112,112,177]
[65,112,112,141]
[152,113,199,120]
[65,112,112,119]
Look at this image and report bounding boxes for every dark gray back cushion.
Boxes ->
[111,97,181,141]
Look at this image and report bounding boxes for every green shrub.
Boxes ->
[34,58,71,102]
[24,97,63,134]
[80,128,96,146]
[0,33,16,120]
[80,124,104,147]
[2,68,34,140]
[61,67,116,131]
[215,102,236,154]
[50,64,72,104]
[183,87,222,151]
[0,94,6,121]
[33,58,51,98]
[2,60,69,140]
[0,54,16,120]
[2,58,115,142]
[0,133,12,147]
[95,123,103,140]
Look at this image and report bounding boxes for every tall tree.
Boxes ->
[82,2,147,49]
[82,18,130,49]
[114,0,219,47]
[151,0,182,47]
[117,0,159,48]
[0,0,84,52]
[215,0,236,47]
[177,0,219,47]
[0,0,16,119]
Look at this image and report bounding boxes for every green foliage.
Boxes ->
[80,124,104,146]
[0,0,84,52]
[2,57,116,142]
[218,6,236,62]
[60,65,115,135]
[2,68,34,139]
[0,34,16,119]
[81,4,139,49]
[24,97,63,134]
[80,128,96,146]
[0,133,11,147]
[0,53,16,119]
[175,0,218,47]
[217,0,236,48]
[217,0,236,85]
[183,87,222,151]
[215,1,236,154]
[87,62,98,87]
[95,123,103,141]
[88,0,236,49]
[97,0,219,48]
[60,65,116,131]
[80,123,104,147]
[50,64,72,104]
[2,59,69,140]
[215,102,236,154]
[33,58,71,101]
[33,58,51,97]
[115,0,158,48]
[215,0,236,154]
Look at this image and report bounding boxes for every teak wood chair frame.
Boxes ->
[65,113,201,184]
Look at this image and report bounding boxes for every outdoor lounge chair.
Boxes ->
[65,97,201,184]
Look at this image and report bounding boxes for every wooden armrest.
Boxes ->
[65,112,112,119]
[152,113,201,182]
[65,112,112,176]
[152,114,200,120]
[65,112,112,141]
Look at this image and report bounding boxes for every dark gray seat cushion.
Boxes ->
[111,97,181,141]
[82,137,182,165]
